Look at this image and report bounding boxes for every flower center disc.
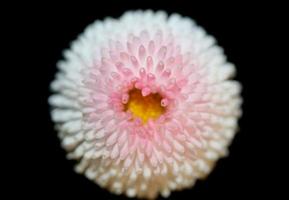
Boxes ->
[124,89,165,123]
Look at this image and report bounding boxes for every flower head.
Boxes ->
[49,10,242,199]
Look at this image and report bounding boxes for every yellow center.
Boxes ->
[124,89,165,123]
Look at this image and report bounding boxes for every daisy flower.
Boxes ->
[49,10,242,199]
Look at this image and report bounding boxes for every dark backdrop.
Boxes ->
[13,1,282,199]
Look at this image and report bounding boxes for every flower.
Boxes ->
[49,10,242,199]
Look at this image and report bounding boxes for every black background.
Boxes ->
[11,1,284,199]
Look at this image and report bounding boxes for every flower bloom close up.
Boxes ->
[49,10,242,199]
